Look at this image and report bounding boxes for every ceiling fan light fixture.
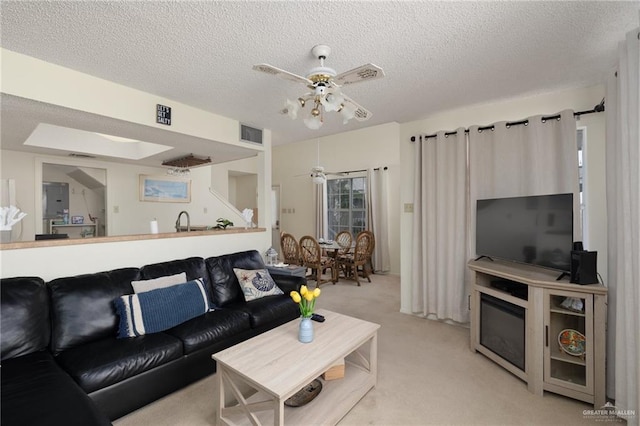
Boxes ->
[320,90,344,112]
[284,99,300,119]
[304,115,323,129]
[312,173,326,185]
[340,103,357,124]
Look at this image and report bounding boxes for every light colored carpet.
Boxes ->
[114,273,604,425]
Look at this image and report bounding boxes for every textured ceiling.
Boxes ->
[0,1,638,164]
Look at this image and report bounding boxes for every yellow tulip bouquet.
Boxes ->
[290,285,321,318]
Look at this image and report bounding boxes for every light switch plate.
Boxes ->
[404,203,414,213]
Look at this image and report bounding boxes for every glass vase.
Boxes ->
[298,316,314,343]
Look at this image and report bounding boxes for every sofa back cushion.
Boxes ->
[140,256,210,298]
[1,277,50,361]
[205,250,267,307]
[48,267,141,354]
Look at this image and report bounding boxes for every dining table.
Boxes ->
[318,239,350,282]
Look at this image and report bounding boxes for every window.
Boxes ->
[327,176,367,240]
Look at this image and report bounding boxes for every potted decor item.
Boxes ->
[290,285,320,343]
[213,218,234,230]
[0,205,27,243]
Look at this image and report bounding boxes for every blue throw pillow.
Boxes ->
[114,278,211,338]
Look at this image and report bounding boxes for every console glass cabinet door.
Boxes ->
[544,289,594,396]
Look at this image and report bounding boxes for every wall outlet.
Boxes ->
[203,207,208,214]
[113,205,119,213]
[404,203,414,213]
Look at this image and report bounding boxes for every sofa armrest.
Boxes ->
[269,273,306,294]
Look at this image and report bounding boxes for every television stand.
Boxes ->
[468,258,607,408]
[556,271,570,281]
[474,255,494,261]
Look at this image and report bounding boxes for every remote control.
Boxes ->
[311,313,325,322]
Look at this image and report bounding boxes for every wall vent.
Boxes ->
[240,124,263,145]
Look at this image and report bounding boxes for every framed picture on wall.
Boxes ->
[139,175,191,203]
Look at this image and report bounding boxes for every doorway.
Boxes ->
[42,163,107,237]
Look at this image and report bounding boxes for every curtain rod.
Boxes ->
[331,166,388,176]
[410,99,605,142]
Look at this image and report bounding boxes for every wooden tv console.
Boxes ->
[468,258,607,407]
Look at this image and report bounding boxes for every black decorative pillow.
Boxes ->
[233,268,283,301]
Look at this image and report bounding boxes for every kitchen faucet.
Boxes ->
[175,211,190,232]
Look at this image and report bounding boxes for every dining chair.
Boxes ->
[334,230,353,279]
[338,231,372,286]
[335,230,353,257]
[299,235,335,286]
[359,230,376,281]
[280,232,301,265]
[338,232,372,286]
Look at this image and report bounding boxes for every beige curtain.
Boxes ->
[412,129,468,323]
[468,110,581,264]
[606,22,639,419]
[367,167,391,273]
[314,182,327,239]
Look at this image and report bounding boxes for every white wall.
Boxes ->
[234,174,258,212]
[1,49,242,146]
[399,85,608,314]
[272,122,402,275]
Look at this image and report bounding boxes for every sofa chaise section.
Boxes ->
[0,277,112,426]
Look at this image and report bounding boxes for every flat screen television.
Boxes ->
[476,193,573,272]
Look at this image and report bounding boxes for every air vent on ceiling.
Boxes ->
[69,153,96,158]
[240,124,263,145]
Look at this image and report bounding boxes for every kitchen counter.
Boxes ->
[0,227,266,250]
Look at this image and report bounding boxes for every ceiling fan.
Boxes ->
[296,139,344,184]
[253,44,385,129]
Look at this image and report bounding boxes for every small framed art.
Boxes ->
[140,175,191,203]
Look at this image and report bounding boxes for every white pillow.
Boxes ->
[131,272,187,293]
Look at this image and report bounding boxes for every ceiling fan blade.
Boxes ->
[252,63,312,85]
[334,63,385,86]
[343,95,373,121]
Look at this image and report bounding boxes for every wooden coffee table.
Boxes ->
[212,309,380,425]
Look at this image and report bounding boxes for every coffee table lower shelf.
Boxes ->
[218,361,374,425]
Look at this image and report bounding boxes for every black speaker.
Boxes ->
[570,250,598,284]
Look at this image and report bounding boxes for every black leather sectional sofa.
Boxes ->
[1,249,304,426]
